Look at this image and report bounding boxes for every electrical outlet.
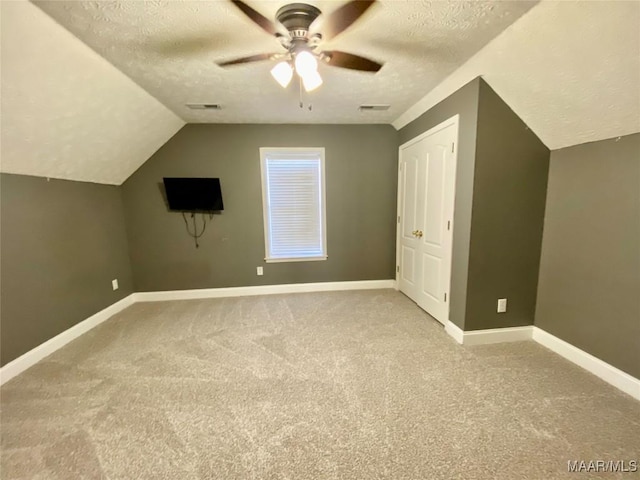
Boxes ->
[257,266,264,276]
[497,298,507,313]
[112,279,119,291]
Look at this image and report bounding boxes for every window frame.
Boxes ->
[259,147,327,263]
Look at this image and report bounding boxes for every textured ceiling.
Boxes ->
[394,0,640,150]
[1,0,184,185]
[3,1,636,187]
[33,0,537,125]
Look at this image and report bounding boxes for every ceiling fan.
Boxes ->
[217,0,383,92]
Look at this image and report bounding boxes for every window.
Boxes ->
[260,148,327,263]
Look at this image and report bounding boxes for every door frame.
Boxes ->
[395,114,460,323]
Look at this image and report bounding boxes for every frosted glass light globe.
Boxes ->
[270,61,293,88]
[294,51,318,78]
[302,70,323,92]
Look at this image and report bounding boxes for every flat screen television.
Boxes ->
[163,177,224,211]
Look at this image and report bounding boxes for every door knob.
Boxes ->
[412,230,417,236]
[417,230,423,238]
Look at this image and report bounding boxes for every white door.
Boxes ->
[397,116,458,325]
[397,140,422,303]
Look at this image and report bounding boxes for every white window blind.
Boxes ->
[260,148,327,262]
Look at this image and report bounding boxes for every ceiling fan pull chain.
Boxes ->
[297,77,313,110]
[299,76,304,109]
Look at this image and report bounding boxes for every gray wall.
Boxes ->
[398,78,480,329]
[0,174,133,366]
[535,134,640,378]
[122,124,398,291]
[465,81,550,330]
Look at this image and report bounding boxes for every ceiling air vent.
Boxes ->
[186,104,222,110]
[359,104,390,111]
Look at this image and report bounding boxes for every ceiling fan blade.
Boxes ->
[324,51,382,72]
[313,0,376,41]
[217,53,279,67]
[230,0,279,36]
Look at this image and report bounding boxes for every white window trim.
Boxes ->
[260,147,327,263]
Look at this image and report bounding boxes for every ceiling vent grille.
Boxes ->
[186,104,222,110]
[359,104,390,111]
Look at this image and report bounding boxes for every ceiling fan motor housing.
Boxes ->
[218,0,383,74]
[276,3,321,39]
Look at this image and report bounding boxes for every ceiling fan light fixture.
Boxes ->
[294,50,318,78]
[302,70,323,92]
[270,61,294,88]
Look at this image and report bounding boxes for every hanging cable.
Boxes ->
[181,212,208,248]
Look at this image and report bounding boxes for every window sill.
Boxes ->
[265,256,328,264]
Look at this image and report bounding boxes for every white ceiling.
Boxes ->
[32,0,537,125]
[1,0,184,185]
[395,0,640,150]
[2,1,638,186]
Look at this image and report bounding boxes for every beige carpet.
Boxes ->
[1,289,638,479]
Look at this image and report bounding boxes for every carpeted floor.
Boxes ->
[1,289,639,479]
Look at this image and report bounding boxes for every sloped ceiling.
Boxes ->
[394,0,640,150]
[32,0,536,125]
[1,1,637,187]
[0,0,184,185]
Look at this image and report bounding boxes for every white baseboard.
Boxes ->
[3,283,637,403]
[133,279,396,302]
[532,327,640,401]
[0,280,395,385]
[0,294,135,386]
[461,325,534,346]
[445,321,533,346]
[445,320,464,344]
[443,321,639,401]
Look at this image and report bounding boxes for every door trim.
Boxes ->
[395,114,460,323]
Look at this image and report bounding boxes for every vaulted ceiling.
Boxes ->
[395,0,640,150]
[31,0,536,124]
[1,0,638,185]
[1,0,184,185]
